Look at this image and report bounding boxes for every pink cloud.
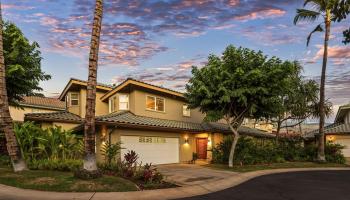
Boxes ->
[234,8,286,21]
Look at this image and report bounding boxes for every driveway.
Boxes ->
[157,164,237,186]
[177,170,350,200]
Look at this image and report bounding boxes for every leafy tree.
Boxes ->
[3,22,51,105]
[185,45,297,167]
[83,0,103,172]
[0,4,27,172]
[294,0,349,162]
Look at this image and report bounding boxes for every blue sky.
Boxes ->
[3,0,350,121]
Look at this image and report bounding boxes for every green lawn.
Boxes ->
[0,167,138,192]
[207,162,350,172]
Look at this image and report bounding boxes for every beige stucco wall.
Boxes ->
[10,106,60,122]
[95,127,225,164]
[112,90,206,123]
[327,135,350,158]
[67,90,108,117]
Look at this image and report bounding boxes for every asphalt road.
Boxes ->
[177,170,350,200]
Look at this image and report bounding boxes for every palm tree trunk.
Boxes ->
[317,10,331,162]
[0,3,27,172]
[83,0,103,171]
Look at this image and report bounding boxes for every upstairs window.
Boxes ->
[119,94,129,110]
[70,93,79,106]
[109,94,129,113]
[146,96,165,112]
[183,104,191,117]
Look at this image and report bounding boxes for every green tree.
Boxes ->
[3,22,51,105]
[185,45,296,167]
[83,0,103,172]
[294,0,348,162]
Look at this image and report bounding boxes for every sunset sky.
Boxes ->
[3,0,350,122]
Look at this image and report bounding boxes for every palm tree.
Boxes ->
[0,2,27,171]
[83,0,104,171]
[294,0,347,162]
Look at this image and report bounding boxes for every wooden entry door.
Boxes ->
[196,138,208,159]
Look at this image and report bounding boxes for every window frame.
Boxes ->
[182,104,191,117]
[118,94,129,111]
[69,92,79,106]
[146,95,165,112]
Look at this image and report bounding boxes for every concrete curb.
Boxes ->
[0,167,349,200]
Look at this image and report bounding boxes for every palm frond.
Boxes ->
[307,24,324,46]
[294,9,321,25]
[303,0,325,11]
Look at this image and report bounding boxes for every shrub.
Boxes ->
[136,163,163,184]
[122,150,139,178]
[100,141,122,165]
[97,162,121,176]
[212,136,347,165]
[28,159,82,171]
[0,155,10,167]
[325,142,346,164]
[14,122,83,162]
[74,169,102,180]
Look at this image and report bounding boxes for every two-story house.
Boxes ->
[25,78,274,165]
[305,103,350,161]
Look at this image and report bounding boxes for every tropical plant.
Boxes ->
[14,122,83,161]
[83,0,104,172]
[185,45,299,167]
[0,3,27,172]
[122,150,139,177]
[294,0,349,162]
[100,141,123,165]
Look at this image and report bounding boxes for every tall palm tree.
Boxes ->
[0,2,27,171]
[83,0,104,171]
[294,0,346,162]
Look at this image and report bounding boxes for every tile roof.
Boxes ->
[96,111,275,138]
[20,96,65,110]
[304,123,350,139]
[24,110,275,138]
[70,78,114,89]
[25,111,82,123]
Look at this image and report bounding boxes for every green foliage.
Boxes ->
[28,159,82,172]
[135,163,163,184]
[185,45,299,125]
[14,122,83,161]
[0,155,10,167]
[3,22,51,105]
[100,141,122,165]
[325,142,346,164]
[212,136,346,165]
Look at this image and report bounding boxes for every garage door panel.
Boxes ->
[120,136,179,165]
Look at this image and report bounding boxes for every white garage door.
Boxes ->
[335,138,350,157]
[120,136,179,165]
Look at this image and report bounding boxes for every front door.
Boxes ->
[196,138,208,159]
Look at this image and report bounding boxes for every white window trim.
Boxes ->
[182,104,191,117]
[109,93,129,113]
[69,92,79,106]
[146,95,165,112]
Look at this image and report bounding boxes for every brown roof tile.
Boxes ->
[25,111,82,123]
[21,96,65,110]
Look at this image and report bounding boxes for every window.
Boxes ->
[109,94,129,113]
[70,93,79,106]
[183,104,191,117]
[119,94,129,110]
[146,96,165,112]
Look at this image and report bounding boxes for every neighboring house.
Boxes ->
[25,78,274,165]
[9,96,65,122]
[305,104,350,160]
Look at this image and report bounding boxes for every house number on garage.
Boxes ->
[139,136,166,143]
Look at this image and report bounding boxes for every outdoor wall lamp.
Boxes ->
[184,138,189,144]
